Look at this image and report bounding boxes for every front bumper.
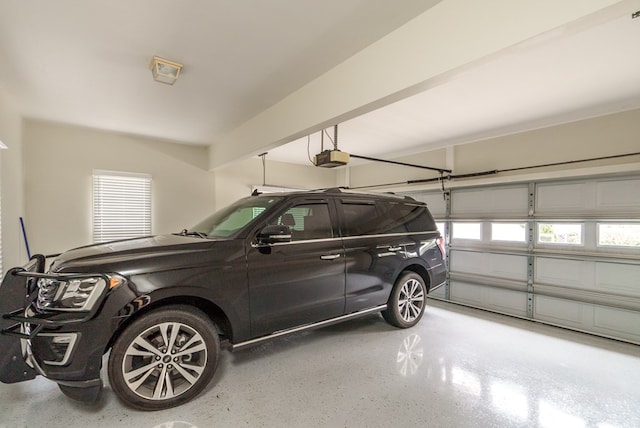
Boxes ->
[0,257,115,391]
[0,261,40,384]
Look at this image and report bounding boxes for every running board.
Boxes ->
[230,305,387,351]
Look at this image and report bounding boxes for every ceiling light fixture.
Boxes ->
[149,56,183,85]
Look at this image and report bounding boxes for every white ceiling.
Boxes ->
[0,0,440,144]
[1,1,639,166]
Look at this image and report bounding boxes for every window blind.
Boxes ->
[93,170,151,243]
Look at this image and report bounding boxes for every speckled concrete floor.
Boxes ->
[1,300,639,428]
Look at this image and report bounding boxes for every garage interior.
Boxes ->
[1,1,640,427]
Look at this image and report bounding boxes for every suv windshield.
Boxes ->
[189,195,282,238]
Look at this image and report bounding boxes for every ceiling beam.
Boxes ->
[209,0,629,170]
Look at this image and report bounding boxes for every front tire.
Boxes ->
[382,272,427,328]
[107,305,219,410]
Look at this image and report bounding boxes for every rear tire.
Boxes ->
[107,305,219,410]
[382,272,427,328]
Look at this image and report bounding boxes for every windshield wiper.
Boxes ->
[176,229,208,239]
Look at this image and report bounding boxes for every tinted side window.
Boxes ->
[384,203,435,233]
[341,201,435,236]
[272,203,333,241]
[341,202,379,236]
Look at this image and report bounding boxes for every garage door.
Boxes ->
[409,174,640,344]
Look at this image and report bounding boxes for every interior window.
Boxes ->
[272,203,333,241]
[93,170,151,243]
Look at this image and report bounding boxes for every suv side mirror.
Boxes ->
[257,225,292,245]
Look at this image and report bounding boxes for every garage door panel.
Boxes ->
[594,306,640,341]
[450,250,483,274]
[535,258,594,290]
[596,178,640,209]
[450,281,483,304]
[451,250,526,281]
[489,254,527,281]
[595,262,640,296]
[537,178,640,213]
[487,288,528,315]
[536,182,593,213]
[535,296,640,342]
[450,281,527,317]
[534,295,589,326]
[534,259,640,297]
[451,186,528,216]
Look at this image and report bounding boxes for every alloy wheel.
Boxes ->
[397,278,425,323]
[121,321,208,401]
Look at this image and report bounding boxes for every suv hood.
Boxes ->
[50,234,223,274]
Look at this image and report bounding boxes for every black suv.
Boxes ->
[0,188,445,410]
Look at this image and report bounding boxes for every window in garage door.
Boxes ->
[93,170,152,243]
[491,223,527,242]
[537,223,583,245]
[452,222,482,240]
[597,223,640,247]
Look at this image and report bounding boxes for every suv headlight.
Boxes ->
[36,275,124,312]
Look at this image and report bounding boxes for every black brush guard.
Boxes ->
[0,255,108,386]
[0,255,44,383]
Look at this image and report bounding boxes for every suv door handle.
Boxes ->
[320,254,341,260]
[376,244,405,251]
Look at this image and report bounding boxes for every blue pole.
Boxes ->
[19,217,31,259]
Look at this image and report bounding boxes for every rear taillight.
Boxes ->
[437,237,446,259]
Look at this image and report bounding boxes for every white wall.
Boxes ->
[0,88,26,270]
[23,120,215,255]
[349,108,640,190]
